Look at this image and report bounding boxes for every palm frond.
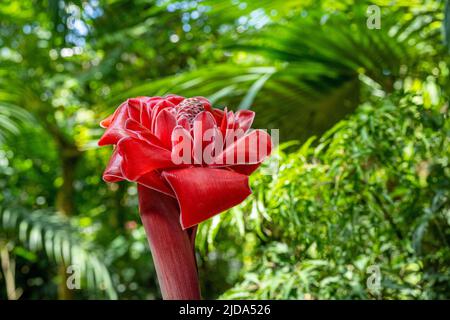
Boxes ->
[108,4,445,141]
[0,93,34,143]
[0,206,117,299]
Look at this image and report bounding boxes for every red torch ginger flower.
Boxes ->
[99,94,271,299]
[99,94,272,229]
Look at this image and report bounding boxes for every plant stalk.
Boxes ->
[138,185,201,300]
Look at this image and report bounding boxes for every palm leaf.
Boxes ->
[107,3,445,141]
[0,206,117,299]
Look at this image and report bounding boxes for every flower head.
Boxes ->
[99,94,272,229]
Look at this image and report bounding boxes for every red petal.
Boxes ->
[127,98,142,123]
[171,126,193,165]
[234,110,255,133]
[146,96,163,102]
[141,102,152,129]
[145,98,167,131]
[177,117,190,131]
[219,108,230,136]
[98,103,130,146]
[228,163,261,176]
[211,108,225,125]
[134,96,152,101]
[145,97,163,111]
[202,126,224,165]
[222,110,236,144]
[192,111,216,164]
[162,167,251,229]
[117,137,174,180]
[99,101,127,128]
[165,94,185,105]
[154,109,177,150]
[125,119,165,148]
[100,113,114,128]
[137,170,175,197]
[102,149,124,182]
[151,99,175,131]
[215,129,272,166]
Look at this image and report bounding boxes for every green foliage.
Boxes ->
[0,104,33,143]
[0,206,117,299]
[204,93,449,299]
[112,1,446,141]
[0,0,449,300]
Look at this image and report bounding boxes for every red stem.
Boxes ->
[138,185,201,300]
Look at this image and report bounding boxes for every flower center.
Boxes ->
[176,98,205,123]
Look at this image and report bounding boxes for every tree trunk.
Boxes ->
[55,147,81,300]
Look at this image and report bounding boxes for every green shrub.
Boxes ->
[199,95,449,299]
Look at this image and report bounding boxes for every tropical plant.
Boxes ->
[109,1,447,141]
[0,206,117,299]
[198,86,449,299]
[1,0,449,300]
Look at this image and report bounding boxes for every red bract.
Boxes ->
[99,94,271,299]
[99,94,272,229]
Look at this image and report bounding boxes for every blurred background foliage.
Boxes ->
[0,0,448,299]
